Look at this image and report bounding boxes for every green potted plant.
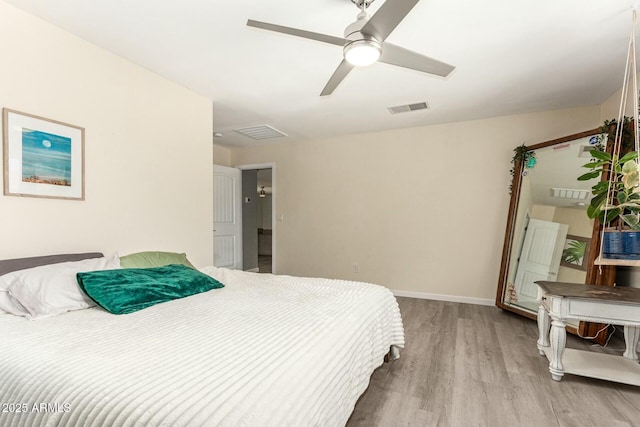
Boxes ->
[578,125,640,259]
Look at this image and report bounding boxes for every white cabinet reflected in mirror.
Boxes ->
[496,129,616,342]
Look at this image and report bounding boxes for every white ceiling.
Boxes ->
[4,0,636,147]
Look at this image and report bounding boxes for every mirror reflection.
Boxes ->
[503,135,597,325]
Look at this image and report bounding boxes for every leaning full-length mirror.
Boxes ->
[496,129,616,339]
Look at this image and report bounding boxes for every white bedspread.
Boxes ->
[0,267,404,427]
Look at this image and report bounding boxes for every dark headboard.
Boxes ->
[0,253,104,276]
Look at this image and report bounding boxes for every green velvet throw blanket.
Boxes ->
[77,264,224,314]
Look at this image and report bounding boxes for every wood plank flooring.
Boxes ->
[258,255,272,273]
[346,297,640,427]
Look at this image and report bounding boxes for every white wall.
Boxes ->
[0,1,214,266]
[230,106,600,300]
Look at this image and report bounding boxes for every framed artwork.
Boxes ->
[560,234,591,271]
[3,108,84,200]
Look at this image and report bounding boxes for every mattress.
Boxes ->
[0,266,404,427]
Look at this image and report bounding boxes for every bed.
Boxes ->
[0,253,404,427]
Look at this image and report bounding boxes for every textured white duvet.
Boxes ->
[0,267,404,427]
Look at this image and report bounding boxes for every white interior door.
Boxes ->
[213,165,242,270]
[514,219,569,300]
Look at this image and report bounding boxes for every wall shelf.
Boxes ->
[594,257,640,267]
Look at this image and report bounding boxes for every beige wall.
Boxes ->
[599,72,640,121]
[213,144,231,166]
[530,205,556,222]
[230,106,600,300]
[0,2,213,266]
[553,207,592,238]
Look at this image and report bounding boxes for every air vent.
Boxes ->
[579,145,595,158]
[234,125,288,140]
[387,102,429,114]
[550,188,591,200]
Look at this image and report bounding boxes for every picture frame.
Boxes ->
[560,234,591,271]
[3,108,84,200]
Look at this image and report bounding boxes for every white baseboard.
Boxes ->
[391,289,494,306]
[246,267,259,273]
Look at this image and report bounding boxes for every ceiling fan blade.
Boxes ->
[247,19,347,46]
[379,43,455,77]
[320,60,355,96]
[360,0,420,42]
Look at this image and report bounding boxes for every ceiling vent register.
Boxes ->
[387,102,429,114]
[234,125,288,140]
[550,188,591,200]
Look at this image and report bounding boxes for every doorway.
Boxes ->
[256,169,273,273]
[237,163,276,274]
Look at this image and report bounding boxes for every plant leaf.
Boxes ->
[618,191,628,204]
[592,181,610,192]
[590,191,607,208]
[622,214,640,228]
[561,240,587,264]
[589,150,612,161]
[582,162,605,170]
[591,181,609,194]
[587,204,600,219]
[622,159,638,173]
[620,151,639,163]
[605,207,622,224]
[623,170,639,189]
[578,170,602,181]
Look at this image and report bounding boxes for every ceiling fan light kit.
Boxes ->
[247,0,455,95]
[344,39,381,66]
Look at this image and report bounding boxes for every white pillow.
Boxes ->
[0,273,30,315]
[4,254,120,319]
[0,290,29,316]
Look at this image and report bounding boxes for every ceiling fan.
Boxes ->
[247,0,455,96]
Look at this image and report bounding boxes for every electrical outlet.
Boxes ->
[352,263,360,273]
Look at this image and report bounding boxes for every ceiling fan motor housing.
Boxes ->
[344,11,380,46]
[342,10,382,66]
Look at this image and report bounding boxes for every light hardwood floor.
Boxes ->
[346,297,640,427]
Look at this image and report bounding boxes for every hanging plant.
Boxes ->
[576,10,640,262]
[593,117,635,154]
[578,149,640,229]
[509,144,536,193]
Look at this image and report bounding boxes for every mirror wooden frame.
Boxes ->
[495,128,616,345]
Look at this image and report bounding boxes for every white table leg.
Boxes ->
[537,303,550,356]
[549,318,566,381]
[623,326,640,361]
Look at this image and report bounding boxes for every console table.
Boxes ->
[536,281,640,385]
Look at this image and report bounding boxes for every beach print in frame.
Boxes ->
[3,109,84,200]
